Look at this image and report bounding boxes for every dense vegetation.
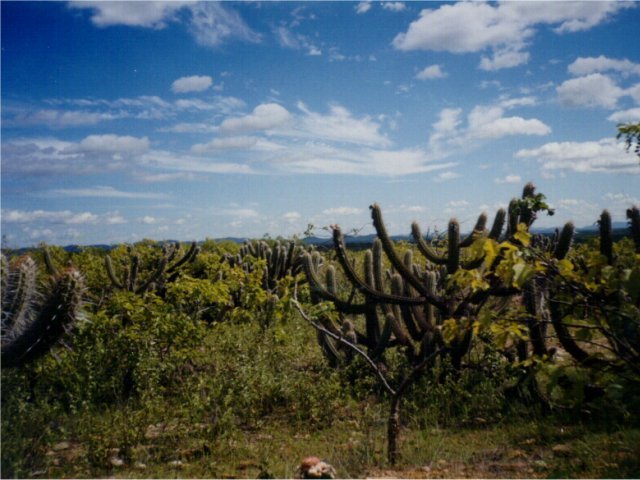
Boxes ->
[2,184,639,478]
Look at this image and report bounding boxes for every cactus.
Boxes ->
[303,196,529,373]
[226,239,312,294]
[627,206,640,253]
[1,253,84,368]
[104,241,199,296]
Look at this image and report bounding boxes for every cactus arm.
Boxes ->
[599,210,614,265]
[411,222,448,265]
[371,204,435,297]
[128,255,140,292]
[507,198,519,238]
[302,254,369,314]
[553,223,575,260]
[43,247,60,277]
[458,213,487,248]
[627,206,640,253]
[104,256,125,289]
[447,219,461,274]
[371,313,395,360]
[488,208,506,240]
[1,257,38,334]
[134,257,167,295]
[167,241,199,274]
[2,268,84,368]
[332,226,436,307]
[549,299,592,364]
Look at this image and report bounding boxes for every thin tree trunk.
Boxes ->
[387,395,401,465]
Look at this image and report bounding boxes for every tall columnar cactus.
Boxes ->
[225,239,311,294]
[1,254,84,368]
[626,206,640,253]
[543,207,640,373]
[104,241,199,295]
[303,195,524,372]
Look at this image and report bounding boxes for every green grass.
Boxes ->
[3,302,640,478]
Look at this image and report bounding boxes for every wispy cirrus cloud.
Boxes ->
[69,2,260,47]
[47,186,168,200]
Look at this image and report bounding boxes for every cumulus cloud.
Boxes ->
[219,103,292,133]
[568,56,640,77]
[393,2,630,70]
[607,108,640,123]
[466,105,551,139]
[171,75,213,93]
[516,138,640,174]
[494,174,522,184]
[557,73,626,108]
[479,49,530,71]
[355,2,372,14]
[382,2,406,12]
[416,64,447,80]
[283,211,301,223]
[429,102,550,153]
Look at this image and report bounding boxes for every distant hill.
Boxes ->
[2,222,633,254]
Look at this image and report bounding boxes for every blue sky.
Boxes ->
[2,1,639,247]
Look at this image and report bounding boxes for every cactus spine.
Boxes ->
[1,254,84,368]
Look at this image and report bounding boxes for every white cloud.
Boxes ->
[136,172,196,183]
[288,103,391,147]
[516,138,640,174]
[494,174,522,184]
[608,108,640,123]
[171,75,213,93]
[393,2,630,70]
[467,106,551,139]
[322,207,363,216]
[69,134,150,154]
[191,136,284,154]
[68,1,190,28]
[1,136,149,175]
[7,109,120,128]
[219,208,259,218]
[382,2,406,12]
[557,73,626,108]
[219,103,292,133]
[355,2,372,14]
[416,64,447,80]
[568,55,640,77]
[49,186,168,200]
[434,171,461,182]
[2,209,101,225]
[283,211,301,223]
[70,2,261,47]
[188,2,261,47]
[479,49,530,71]
[274,26,321,56]
[141,216,158,224]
